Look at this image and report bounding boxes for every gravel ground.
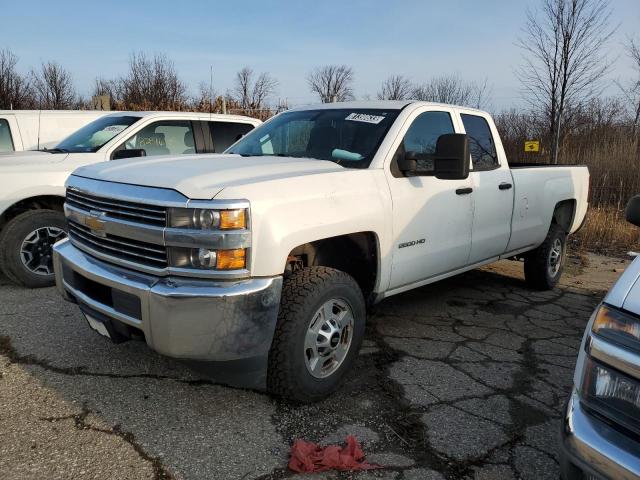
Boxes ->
[0,254,629,479]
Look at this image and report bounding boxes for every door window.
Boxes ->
[460,114,498,170]
[392,111,454,176]
[210,121,254,153]
[0,119,14,152]
[119,121,195,156]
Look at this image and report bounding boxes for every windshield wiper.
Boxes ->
[42,148,69,153]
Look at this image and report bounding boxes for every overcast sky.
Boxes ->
[2,0,639,110]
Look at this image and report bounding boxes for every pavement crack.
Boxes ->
[40,404,173,480]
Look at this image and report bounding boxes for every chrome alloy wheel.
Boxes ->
[304,298,354,379]
[19,227,66,276]
[548,237,563,278]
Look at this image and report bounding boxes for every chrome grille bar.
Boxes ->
[66,189,166,226]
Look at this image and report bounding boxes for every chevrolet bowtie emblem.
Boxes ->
[85,210,106,235]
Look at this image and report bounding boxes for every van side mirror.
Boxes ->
[112,148,146,160]
[626,195,640,228]
[398,151,418,176]
[434,134,469,180]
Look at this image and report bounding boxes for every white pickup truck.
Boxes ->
[0,111,260,287]
[53,101,589,402]
[0,110,109,153]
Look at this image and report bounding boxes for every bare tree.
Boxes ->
[30,61,76,109]
[412,74,490,108]
[119,52,188,110]
[517,0,615,163]
[377,75,413,100]
[233,67,278,110]
[307,65,354,103]
[617,38,640,142]
[0,49,34,109]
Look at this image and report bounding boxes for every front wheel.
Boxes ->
[267,267,366,403]
[0,209,67,288]
[524,223,566,290]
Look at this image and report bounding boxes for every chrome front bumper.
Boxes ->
[53,238,282,365]
[561,390,640,480]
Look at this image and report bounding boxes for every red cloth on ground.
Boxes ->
[288,435,380,473]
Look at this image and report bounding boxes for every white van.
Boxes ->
[0,110,110,153]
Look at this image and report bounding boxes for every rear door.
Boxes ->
[459,111,514,263]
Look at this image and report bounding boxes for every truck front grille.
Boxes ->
[68,221,168,269]
[66,188,167,227]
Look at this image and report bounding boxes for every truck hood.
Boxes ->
[605,256,640,314]
[0,150,68,169]
[72,154,346,199]
[0,151,69,172]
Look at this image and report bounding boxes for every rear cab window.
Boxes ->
[209,121,254,153]
[460,113,499,171]
[0,118,15,153]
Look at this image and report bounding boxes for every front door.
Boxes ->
[387,109,473,290]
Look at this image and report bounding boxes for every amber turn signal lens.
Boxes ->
[216,249,246,269]
[220,209,246,230]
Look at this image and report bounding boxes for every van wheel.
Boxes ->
[267,267,366,403]
[524,223,566,290]
[0,210,67,288]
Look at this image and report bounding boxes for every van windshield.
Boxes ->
[54,116,141,153]
[226,109,400,168]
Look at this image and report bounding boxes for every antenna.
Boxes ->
[209,65,213,120]
[36,102,42,151]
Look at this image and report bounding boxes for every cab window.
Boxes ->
[119,121,195,156]
[460,114,498,170]
[392,111,455,177]
[209,121,254,153]
[0,119,14,153]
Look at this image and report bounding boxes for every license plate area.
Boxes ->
[85,314,111,339]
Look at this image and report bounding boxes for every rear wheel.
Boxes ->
[524,223,566,290]
[267,267,366,403]
[0,210,67,288]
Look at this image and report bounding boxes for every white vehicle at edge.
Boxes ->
[53,101,590,402]
[0,111,261,287]
[560,195,640,480]
[0,110,110,153]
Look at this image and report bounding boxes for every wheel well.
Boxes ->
[0,196,65,231]
[286,232,379,299]
[552,199,576,232]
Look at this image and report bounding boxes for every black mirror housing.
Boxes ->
[112,148,147,160]
[626,195,640,228]
[434,134,469,180]
[398,151,418,176]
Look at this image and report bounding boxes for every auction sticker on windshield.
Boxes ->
[345,113,386,124]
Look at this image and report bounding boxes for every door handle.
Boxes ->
[499,183,513,190]
[456,187,473,195]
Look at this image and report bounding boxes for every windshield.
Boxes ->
[226,108,400,168]
[54,115,141,153]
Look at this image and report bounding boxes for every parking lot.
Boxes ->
[0,254,628,480]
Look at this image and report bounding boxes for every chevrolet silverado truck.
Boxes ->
[561,195,640,480]
[0,111,260,287]
[53,101,589,402]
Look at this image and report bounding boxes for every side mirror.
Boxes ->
[626,195,640,228]
[434,134,469,180]
[112,148,146,160]
[398,151,418,176]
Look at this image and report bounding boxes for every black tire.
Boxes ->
[0,209,67,288]
[524,223,566,290]
[267,266,366,403]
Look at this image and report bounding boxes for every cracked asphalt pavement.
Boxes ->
[0,254,629,479]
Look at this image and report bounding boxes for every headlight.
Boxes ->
[168,208,246,230]
[580,357,640,436]
[169,247,246,270]
[592,304,640,353]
